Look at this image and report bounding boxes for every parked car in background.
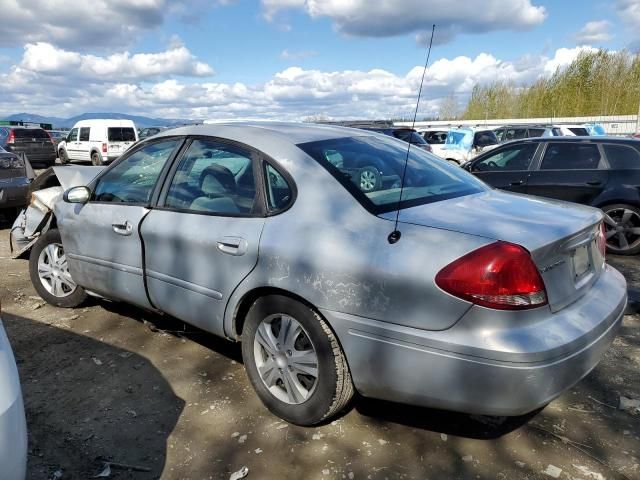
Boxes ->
[585,123,606,136]
[0,146,35,216]
[0,126,56,167]
[494,124,549,142]
[57,119,138,166]
[47,130,68,148]
[26,122,625,427]
[545,124,590,136]
[442,127,499,165]
[464,136,640,254]
[0,301,28,480]
[419,129,448,157]
[138,126,168,140]
[354,125,433,153]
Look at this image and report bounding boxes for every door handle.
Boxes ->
[217,237,248,256]
[586,180,602,186]
[112,221,133,236]
[510,180,524,186]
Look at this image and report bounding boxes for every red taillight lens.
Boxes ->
[435,241,547,310]
[597,222,606,259]
[45,130,54,144]
[102,143,107,153]
[7,130,15,144]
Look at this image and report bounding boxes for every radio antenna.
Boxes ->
[388,24,436,244]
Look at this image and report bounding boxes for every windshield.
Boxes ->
[393,130,428,145]
[298,135,487,214]
[445,130,473,150]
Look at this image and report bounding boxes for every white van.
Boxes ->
[58,119,138,165]
[441,127,500,165]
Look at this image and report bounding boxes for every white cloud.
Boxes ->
[262,0,546,44]
[618,0,640,28]
[574,21,613,43]
[0,46,594,121]
[280,49,318,61]
[0,0,229,48]
[19,42,214,80]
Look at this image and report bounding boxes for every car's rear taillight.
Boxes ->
[597,222,606,259]
[435,241,548,310]
[45,130,54,145]
[102,143,107,153]
[7,130,15,144]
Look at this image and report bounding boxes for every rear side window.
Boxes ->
[540,143,603,170]
[504,129,526,141]
[108,127,136,142]
[604,144,640,169]
[569,127,589,136]
[474,131,499,147]
[393,130,428,145]
[527,128,545,137]
[79,127,90,141]
[13,128,49,138]
[298,135,487,214]
[265,163,292,211]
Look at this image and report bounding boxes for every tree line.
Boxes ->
[456,50,640,120]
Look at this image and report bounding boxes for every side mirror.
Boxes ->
[63,186,91,204]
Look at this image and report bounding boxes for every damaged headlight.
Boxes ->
[0,157,24,169]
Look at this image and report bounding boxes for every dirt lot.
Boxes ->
[0,213,639,480]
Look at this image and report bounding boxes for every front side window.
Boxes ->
[604,144,640,169]
[68,128,78,142]
[79,127,90,141]
[93,139,179,204]
[540,143,603,170]
[164,139,258,215]
[298,135,487,213]
[474,131,499,147]
[426,131,447,144]
[393,130,428,145]
[472,144,538,172]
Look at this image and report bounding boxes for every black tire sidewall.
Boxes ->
[602,203,640,255]
[241,295,341,426]
[29,229,86,308]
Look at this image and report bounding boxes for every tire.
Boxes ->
[91,152,103,166]
[58,149,69,164]
[602,204,640,255]
[29,229,87,308]
[241,295,354,426]
[358,166,381,192]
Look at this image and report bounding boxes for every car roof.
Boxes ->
[153,121,382,145]
[500,136,640,146]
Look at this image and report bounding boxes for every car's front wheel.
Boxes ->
[602,204,640,255]
[28,229,87,307]
[58,149,69,164]
[241,295,354,426]
[91,152,103,166]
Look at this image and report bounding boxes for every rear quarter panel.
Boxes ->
[591,169,640,208]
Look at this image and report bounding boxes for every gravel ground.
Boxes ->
[0,211,638,480]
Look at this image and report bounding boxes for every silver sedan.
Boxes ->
[28,122,626,426]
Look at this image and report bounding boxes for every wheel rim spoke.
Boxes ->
[258,358,280,387]
[605,229,617,239]
[617,232,629,249]
[290,349,318,377]
[603,214,617,227]
[622,210,633,224]
[37,242,75,298]
[256,323,278,355]
[282,368,307,403]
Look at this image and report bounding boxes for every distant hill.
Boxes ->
[3,112,196,129]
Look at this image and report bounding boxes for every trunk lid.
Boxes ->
[381,190,604,312]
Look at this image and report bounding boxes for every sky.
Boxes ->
[0,0,636,121]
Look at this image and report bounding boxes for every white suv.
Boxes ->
[441,127,499,165]
[58,119,138,165]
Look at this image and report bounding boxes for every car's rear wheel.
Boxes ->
[241,295,354,426]
[29,229,87,307]
[58,149,69,164]
[602,204,640,255]
[91,152,103,166]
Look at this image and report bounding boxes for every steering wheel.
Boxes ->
[487,160,498,169]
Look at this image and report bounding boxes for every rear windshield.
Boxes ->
[298,135,487,214]
[13,128,49,138]
[393,130,428,145]
[108,127,136,142]
[569,127,589,136]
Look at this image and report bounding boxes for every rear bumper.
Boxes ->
[0,183,29,209]
[0,318,27,480]
[322,265,627,416]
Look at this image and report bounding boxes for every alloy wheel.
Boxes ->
[253,314,319,404]
[603,207,640,253]
[37,243,76,298]
[360,170,377,192]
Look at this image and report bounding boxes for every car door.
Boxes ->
[77,127,91,161]
[65,128,80,160]
[526,142,609,204]
[57,138,182,308]
[141,138,267,337]
[468,142,539,193]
